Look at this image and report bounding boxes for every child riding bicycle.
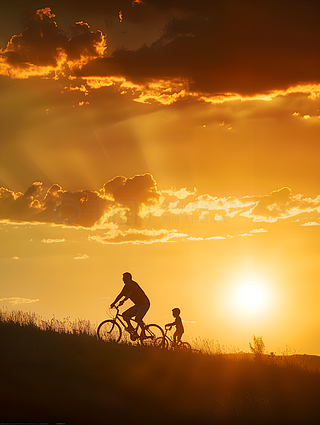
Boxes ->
[165,308,184,346]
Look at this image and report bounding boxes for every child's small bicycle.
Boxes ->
[154,325,192,351]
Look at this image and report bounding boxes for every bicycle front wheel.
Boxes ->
[154,336,169,349]
[141,324,165,346]
[97,320,122,343]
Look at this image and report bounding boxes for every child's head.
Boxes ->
[172,308,180,317]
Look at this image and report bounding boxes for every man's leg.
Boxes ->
[122,306,138,332]
[135,304,150,338]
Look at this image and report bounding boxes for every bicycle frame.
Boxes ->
[111,306,143,333]
[163,327,190,349]
[163,327,176,344]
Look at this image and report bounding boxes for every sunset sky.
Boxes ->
[1,0,320,355]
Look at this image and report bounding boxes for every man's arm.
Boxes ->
[110,287,132,307]
[110,286,127,307]
[110,293,123,307]
[120,290,133,304]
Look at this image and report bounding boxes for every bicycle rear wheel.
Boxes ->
[177,341,192,351]
[141,324,164,346]
[97,320,122,343]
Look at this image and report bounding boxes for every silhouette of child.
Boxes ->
[165,308,184,346]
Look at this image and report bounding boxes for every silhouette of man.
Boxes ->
[165,308,184,346]
[110,272,150,339]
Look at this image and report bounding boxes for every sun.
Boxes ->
[237,282,264,309]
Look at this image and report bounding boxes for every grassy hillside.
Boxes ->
[1,310,320,425]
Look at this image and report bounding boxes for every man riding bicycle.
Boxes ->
[110,272,150,339]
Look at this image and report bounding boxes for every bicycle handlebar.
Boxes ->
[110,304,120,311]
[108,305,120,318]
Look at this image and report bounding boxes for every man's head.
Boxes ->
[123,272,132,284]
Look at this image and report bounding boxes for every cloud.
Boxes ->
[82,74,189,105]
[205,236,227,240]
[161,187,197,200]
[1,178,319,235]
[241,187,320,223]
[2,3,320,102]
[0,297,39,305]
[153,191,255,219]
[292,111,320,121]
[102,173,160,207]
[41,238,66,243]
[76,1,320,98]
[88,228,187,244]
[0,173,160,228]
[301,222,320,227]
[73,253,89,260]
[0,8,106,79]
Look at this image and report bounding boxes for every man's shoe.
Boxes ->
[130,331,139,341]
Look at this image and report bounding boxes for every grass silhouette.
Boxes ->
[1,309,320,424]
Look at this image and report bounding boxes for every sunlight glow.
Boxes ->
[237,282,264,309]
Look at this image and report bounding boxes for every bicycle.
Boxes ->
[154,326,192,351]
[97,306,165,346]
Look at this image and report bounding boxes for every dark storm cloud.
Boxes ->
[2,1,320,95]
[0,8,105,72]
[76,0,320,95]
[0,174,160,228]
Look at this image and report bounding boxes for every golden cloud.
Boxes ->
[1,179,319,233]
[0,8,106,79]
[41,238,66,243]
[0,297,39,305]
[240,188,320,223]
[73,253,89,260]
[88,228,187,244]
[0,173,161,228]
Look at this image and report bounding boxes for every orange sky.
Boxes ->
[1,1,320,355]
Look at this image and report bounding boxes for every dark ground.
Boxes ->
[1,320,320,425]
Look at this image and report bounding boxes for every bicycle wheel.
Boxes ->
[154,336,169,349]
[141,324,164,346]
[97,320,122,343]
[177,341,192,352]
